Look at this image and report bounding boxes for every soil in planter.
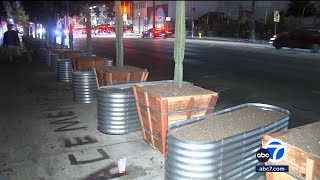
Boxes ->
[99,87,133,93]
[141,82,214,97]
[97,65,146,72]
[171,106,287,142]
[74,56,104,61]
[277,122,320,156]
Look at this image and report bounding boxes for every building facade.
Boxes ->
[132,1,169,34]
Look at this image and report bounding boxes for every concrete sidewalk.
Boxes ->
[0,58,164,179]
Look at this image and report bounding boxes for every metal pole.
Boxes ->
[191,0,194,38]
[139,13,140,34]
[265,10,268,25]
[301,7,306,24]
[274,22,277,35]
[153,0,156,29]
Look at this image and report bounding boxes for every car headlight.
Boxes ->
[270,37,276,41]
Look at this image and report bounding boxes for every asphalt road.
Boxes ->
[73,36,320,129]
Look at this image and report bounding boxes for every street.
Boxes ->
[1,36,319,179]
[74,36,320,129]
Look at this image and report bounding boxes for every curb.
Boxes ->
[185,36,269,45]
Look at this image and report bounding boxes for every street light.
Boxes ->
[301,1,315,24]
[138,12,141,34]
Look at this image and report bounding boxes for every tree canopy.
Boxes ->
[286,0,317,17]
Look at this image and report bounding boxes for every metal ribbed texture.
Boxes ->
[98,84,139,135]
[45,50,51,67]
[50,54,58,72]
[38,48,46,62]
[72,71,97,103]
[165,103,290,180]
[57,59,72,82]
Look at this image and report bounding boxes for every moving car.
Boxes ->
[270,27,320,53]
[141,28,168,39]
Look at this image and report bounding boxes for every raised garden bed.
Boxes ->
[133,82,219,154]
[60,51,86,60]
[94,65,149,87]
[98,84,140,135]
[71,56,108,71]
[263,121,320,180]
[165,103,290,180]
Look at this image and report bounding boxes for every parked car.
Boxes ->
[270,27,320,53]
[96,25,111,35]
[141,28,168,39]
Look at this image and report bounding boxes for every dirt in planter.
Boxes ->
[99,87,133,93]
[277,122,320,156]
[171,106,287,142]
[97,65,146,72]
[140,82,215,97]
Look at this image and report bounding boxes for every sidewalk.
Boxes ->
[0,57,164,179]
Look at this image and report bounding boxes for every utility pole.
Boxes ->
[153,0,155,29]
[249,0,256,42]
[191,0,194,38]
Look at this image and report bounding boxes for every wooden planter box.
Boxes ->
[71,56,107,71]
[57,50,83,59]
[94,66,149,87]
[133,82,219,154]
[263,121,320,180]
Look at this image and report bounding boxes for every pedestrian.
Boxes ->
[2,24,21,63]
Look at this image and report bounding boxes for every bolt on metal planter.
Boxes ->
[50,54,58,72]
[57,59,72,82]
[72,71,97,103]
[165,103,290,180]
[98,84,139,135]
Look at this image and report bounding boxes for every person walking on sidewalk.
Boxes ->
[2,24,21,63]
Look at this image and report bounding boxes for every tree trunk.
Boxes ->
[61,22,65,48]
[86,3,93,57]
[34,17,37,39]
[69,23,74,51]
[173,1,185,88]
[249,0,256,42]
[115,0,124,67]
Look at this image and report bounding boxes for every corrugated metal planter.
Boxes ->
[57,59,72,82]
[165,103,290,180]
[72,71,97,103]
[97,84,139,135]
[45,50,51,68]
[50,54,58,72]
[98,81,182,135]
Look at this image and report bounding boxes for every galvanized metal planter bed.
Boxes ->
[165,103,290,180]
[50,54,58,72]
[57,59,72,82]
[45,50,51,68]
[98,84,139,135]
[98,80,178,135]
[72,71,97,103]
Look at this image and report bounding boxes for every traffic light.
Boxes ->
[123,7,127,14]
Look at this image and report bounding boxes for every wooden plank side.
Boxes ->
[262,126,320,180]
